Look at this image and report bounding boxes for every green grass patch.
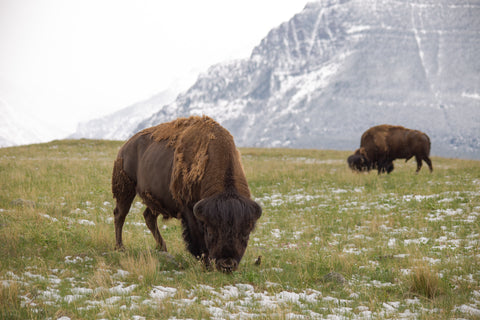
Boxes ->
[0,140,479,319]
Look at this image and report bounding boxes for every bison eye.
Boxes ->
[205,228,215,242]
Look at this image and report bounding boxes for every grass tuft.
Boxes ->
[119,250,160,284]
[0,280,21,319]
[409,264,443,299]
[88,260,114,291]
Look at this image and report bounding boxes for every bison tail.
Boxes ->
[112,158,136,201]
[421,132,432,155]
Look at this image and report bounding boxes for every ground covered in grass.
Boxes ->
[0,140,479,319]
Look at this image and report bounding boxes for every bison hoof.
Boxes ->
[216,258,238,273]
[156,244,168,252]
[115,244,126,251]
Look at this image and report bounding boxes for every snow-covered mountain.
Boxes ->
[0,98,59,147]
[76,0,480,159]
[70,90,176,140]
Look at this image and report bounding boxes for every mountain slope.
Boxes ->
[77,0,479,159]
[137,0,480,158]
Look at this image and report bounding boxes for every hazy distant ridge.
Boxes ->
[70,90,176,141]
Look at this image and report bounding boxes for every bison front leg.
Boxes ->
[385,161,394,174]
[376,160,387,174]
[143,207,168,251]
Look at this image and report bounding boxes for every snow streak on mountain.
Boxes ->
[78,0,480,159]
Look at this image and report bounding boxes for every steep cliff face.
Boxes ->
[77,0,480,158]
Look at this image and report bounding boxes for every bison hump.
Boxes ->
[141,116,237,205]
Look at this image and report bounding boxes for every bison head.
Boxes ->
[193,192,262,272]
[348,148,371,172]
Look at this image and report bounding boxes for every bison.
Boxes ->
[112,116,262,272]
[348,125,433,174]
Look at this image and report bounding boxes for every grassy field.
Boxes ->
[0,139,479,319]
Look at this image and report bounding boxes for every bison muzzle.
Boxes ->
[112,116,262,272]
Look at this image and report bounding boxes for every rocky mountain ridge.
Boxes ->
[75,0,480,159]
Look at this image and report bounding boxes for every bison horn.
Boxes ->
[250,200,262,220]
[193,199,207,222]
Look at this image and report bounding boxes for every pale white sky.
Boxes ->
[0,0,309,136]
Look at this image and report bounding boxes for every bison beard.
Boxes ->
[111,116,262,272]
[348,125,433,174]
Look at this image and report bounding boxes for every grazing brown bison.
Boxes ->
[348,124,433,174]
[112,116,262,272]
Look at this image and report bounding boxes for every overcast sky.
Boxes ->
[0,0,309,135]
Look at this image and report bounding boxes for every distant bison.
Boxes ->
[112,116,262,272]
[348,125,433,174]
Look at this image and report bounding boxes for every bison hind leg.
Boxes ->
[143,207,168,252]
[113,195,135,250]
[424,157,433,172]
[112,159,136,250]
[114,201,132,251]
[415,155,423,173]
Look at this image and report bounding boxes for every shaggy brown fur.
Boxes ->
[111,116,261,272]
[348,124,433,174]
[139,115,250,205]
